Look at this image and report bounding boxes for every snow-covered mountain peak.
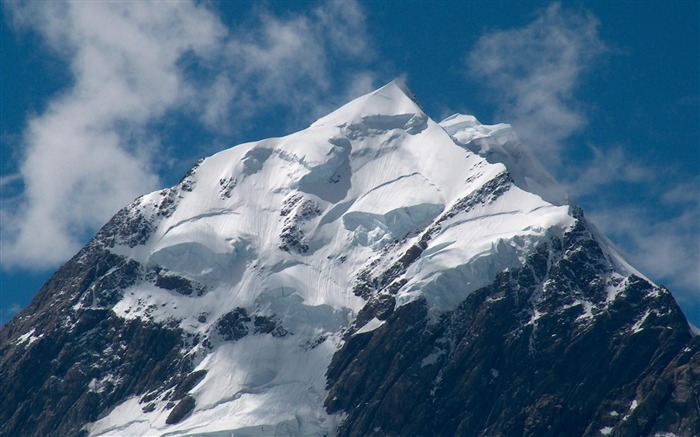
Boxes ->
[72,81,586,434]
[311,79,426,130]
[4,80,697,437]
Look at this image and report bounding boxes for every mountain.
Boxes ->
[1,81,698,437]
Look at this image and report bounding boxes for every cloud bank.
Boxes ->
[1,0,375,270]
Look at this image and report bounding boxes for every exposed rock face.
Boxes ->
[0,159,224,436]
[0,172,232,435]
[326,216,700,437]
[0,217,198,437]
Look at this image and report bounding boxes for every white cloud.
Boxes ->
[2,1,225,269]
[199,0,375,129]
[661,179,700,206]
[572,160,699,313]
[314,0,372,59]
[1,0,376,270]
[564,144,652,198]
[467,2,606,165]
[0,173,21,189]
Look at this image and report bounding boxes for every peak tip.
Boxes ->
[380,78,420,105]
[310,78,426,128]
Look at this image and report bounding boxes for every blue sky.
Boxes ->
[1,0,698,327]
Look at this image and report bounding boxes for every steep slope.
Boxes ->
[326,212,698,437]
[1,81,697,437]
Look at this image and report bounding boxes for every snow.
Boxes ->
[87,80,635,435]
[89,334,340,437]
[311,80,424,130]
[605,274,628,303]
[342,172,444,248]
[619,399,639,424]
[580,301,594,320]
[355,317,385,335]
[14,328,42,347]
[440,113,568,205]
[631,309,652,333]
[87,397,154,436]
[397,185,573,312]
[586,221,649,283]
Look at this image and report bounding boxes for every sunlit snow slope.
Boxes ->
[84,81,609,436]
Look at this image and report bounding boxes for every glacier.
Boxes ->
[83,81,580,435]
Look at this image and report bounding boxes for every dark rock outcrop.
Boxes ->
[326,217,699,437]
[165,395,196,425]
[0,201,192,437]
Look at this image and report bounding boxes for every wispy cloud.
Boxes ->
[199,0,376,130]
[0,173,21,189]
[1,0,376,270]
[661,179,700,206]
[466,2,606,166]
[564,144,652,198]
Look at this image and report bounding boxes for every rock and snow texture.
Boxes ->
[91,81,577,435]
[1,81,698,437]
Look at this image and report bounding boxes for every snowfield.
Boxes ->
[87,81,616,436]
